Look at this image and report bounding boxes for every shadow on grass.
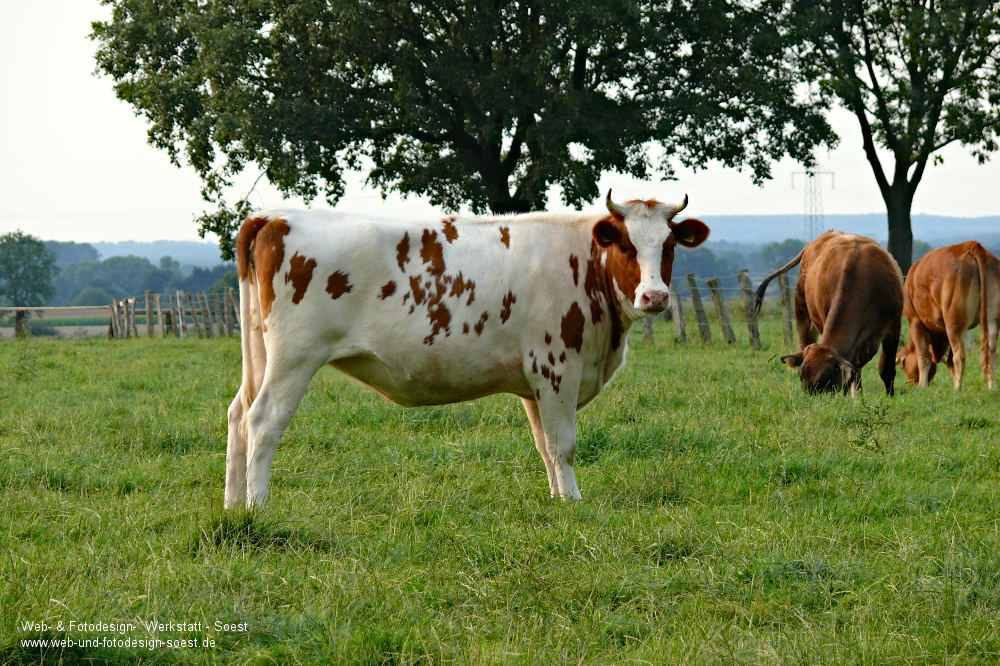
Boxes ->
[189,509,339,555]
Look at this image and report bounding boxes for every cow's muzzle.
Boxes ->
[638,290,669,313]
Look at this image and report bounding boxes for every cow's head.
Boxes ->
[781,343,857,394]
[594,190,709,318]
[895,343,934,385]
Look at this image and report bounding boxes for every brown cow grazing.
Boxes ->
[894,242,1000,390]
[753,231,903,395]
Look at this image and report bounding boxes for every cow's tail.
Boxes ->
[235,216,270,433]
[971,241,993,370]
[751,247,807,316]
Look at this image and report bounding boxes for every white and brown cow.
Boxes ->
[895,241,1000,389]
[225,192,709,508]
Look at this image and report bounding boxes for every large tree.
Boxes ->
[93,0,835,260]
[790,0,1000,274]
[0,231,59,308]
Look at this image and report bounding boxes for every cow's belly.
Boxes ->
[329,349,532,407]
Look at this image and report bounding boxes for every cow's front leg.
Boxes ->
[521,398,558,497]
[533,387,583,500]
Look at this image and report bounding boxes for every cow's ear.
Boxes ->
[593,218,622,248]
[781,352,804,368]
[669,218,710,248]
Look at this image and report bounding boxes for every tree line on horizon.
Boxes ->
[0,234,236,310]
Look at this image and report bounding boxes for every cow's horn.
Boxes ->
[605,189,626,218]
[665,194,689,223]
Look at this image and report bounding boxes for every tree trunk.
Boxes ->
[885,182,915,276]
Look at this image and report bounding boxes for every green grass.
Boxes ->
[2,318,1000,664]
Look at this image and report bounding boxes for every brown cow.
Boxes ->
[894,242,1000,390]
[753,231,903,395]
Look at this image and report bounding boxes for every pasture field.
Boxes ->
[2,320,1000,665]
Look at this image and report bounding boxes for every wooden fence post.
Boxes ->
[155,294,165,337]
[668,282,686,341]
[227,287,240,330]
[118,299,127,338]
[642,316,654,342]
[704,278,736,344]
[222,291,233,336]
[176,291,189,339]
[131,298,140,337]
[197,292,214,338]
[145,291,154,337]
[108,303,116,339]
[686,274,712,343]
[186,292,204,338]
[14,310,27,338]
[737,270,761,350]
[777,273,795,345]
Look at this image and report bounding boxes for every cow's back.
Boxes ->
[249,209,623,407]
[905,241,1000,334]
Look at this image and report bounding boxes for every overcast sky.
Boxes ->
[2,1,997,245]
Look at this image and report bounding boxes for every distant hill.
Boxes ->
[91,240,225,270]
[700,213,1000,246]
[82,214,999,268]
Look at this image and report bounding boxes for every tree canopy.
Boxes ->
[93,0,835,260]
[789,0,1000,273]
[0,231,59,308]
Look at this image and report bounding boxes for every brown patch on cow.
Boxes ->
[559,352,566,363]
[661,237,677,285]
[626,198,663,209]
[409,276,426,305]
[285,253,317,304]
[252,218,291,321]
[396,233,411,271]
[408,305,415,314]
[499,227,510,248]
[569,254,579,286]
[500,291,516,323]
[326,271,353,299]
[548,351,556,365]
[237,216,273,282]
[463,322,470,334]
[561,302,586,353]
[424,301,452,345]
[449,272,476,305]
[442,217,459,243]
[474,311,489,336]
[544,332,552,345]
[420,229,446,276]
[541,365,550,379]
[379,281,397,300]
[532,358,538,374]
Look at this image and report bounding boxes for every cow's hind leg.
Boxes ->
[521,398,558,497]
[947,327,967,390]
[225,393,248,508]
[879,329,900,396]
[244,359,320,508]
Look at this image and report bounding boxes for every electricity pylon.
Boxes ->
[792,167,834,241]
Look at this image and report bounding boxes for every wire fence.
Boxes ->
[4,269,795,345]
